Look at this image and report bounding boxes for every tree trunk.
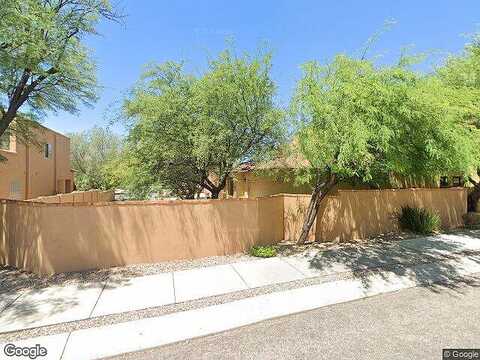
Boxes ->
[210,188,220,199]
[0,70,33,138]
[297,173,337,244]
[203,173,229,199]
[0,113,14,138]
[468,174,480,212]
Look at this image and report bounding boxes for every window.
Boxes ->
[440,176,449,188]
[0,133,10,151]
[44,143,52,159]
[65,179,72,193]
[9,181,21,199]
[227,177,234,196]
[440,176,463,188]
[452,176,463,187]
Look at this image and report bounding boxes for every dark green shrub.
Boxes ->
[398,205,441,234]
[250,245,277,258]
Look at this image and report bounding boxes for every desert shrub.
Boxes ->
[250,245,277,258]
[398,205,441,234]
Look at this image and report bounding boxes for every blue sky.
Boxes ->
[44,0,480,135]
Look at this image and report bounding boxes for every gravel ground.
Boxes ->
[275,231,425,256]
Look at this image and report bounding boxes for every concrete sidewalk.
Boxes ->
[3,254,480,360]
[1,231,480,335]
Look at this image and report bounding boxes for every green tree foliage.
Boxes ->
[437,35,480,92]
[293,55,480,243]
[437,36,480,211]
[0,0,120,141]
[69,126,122,190]
[122,49,285,199]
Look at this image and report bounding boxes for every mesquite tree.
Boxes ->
[437,35,480,211]
[0,0,121,140]
[123,50,285,199]
[69,126,123,190]
[293,55,479,244]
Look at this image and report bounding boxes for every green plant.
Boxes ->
[0,0,121,139]
[398,206,441,234]
[292,54,478,244]
[250,245,277,258]
[69,127,123,191]
[122,47,285,199]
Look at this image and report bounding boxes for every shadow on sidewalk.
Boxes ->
[303,230,480,293]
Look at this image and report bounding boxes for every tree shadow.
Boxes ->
[315,188,466,242]
[0,264,149,334]
[300,230,480,293]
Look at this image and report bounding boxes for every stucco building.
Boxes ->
[0,125,74,200]
[226,147,471,199]
[226,147,313,198]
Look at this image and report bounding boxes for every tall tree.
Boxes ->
[121,62,203,199]
[293,55,479,243]
[0,0,121,140]
[123,49,285,199]
[437,35,480,211]
[69,126,122,190]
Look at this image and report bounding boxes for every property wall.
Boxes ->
[29,190,114,204]
[0,197,284,275]
[0,127,74,200]
[0,188,467,275]
[282,188,467,242]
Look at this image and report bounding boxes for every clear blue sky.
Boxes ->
[44,0,480,135]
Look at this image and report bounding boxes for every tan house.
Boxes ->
[227,162,311,198]
[227,165,471,199]
[226,144,471,199]
[0,125,74,200]
[226,147,313,198]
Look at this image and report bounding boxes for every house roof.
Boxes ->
[234,141,310,173]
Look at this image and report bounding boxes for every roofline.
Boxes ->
[35,123,70,139]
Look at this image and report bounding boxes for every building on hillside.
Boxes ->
[0,125,74,200]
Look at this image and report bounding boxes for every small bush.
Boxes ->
[398,205,441,234]
[250,245,277,258]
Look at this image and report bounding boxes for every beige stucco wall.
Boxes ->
[29,190,114,204]
[283,188,467,242]
[0,135,27,200]
[233,172,312,198]
[317,188,467,242]
[0,127,73,200]
[0,197,284,275]
[0,188,467,275]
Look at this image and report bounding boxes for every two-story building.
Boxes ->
[0,125,74,200]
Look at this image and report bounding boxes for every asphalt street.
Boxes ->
[114,277,480,360]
